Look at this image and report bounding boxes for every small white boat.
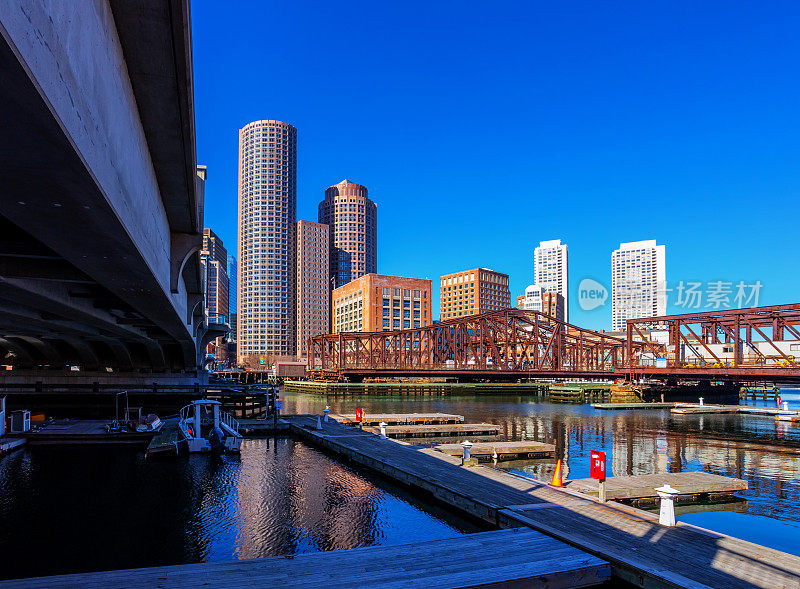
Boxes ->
[177,400,242,453]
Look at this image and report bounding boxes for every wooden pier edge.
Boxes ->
[286,415,800,589]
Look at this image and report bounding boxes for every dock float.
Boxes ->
[671,403,800,418]
[0,437,25,456]
[285,414,800,588]
[435,440,555,460]
[565,471,747,504]
[592,402,677,410]
[20,420,155,446]
[332,412,463,425]
[364,423,501,438]
[0,527,610,589]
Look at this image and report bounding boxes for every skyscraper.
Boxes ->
[318,179,377,288]
[237,120,297,363]
[201,228,229,321]
[227,253,237,341]
[533,239,569,323]
[296,220,329,357]
[611,240,666,332]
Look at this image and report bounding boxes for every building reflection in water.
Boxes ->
[279,389,800,532]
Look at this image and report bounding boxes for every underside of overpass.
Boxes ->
[0,1,219,383]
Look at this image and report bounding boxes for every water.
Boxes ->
[281,387,800,556]
[0,438,481,581]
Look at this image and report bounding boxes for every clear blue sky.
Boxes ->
[193,0,799,331]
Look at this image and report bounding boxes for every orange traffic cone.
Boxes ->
[551,459,563,487]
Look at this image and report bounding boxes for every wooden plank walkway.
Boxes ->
[0,528,610,589]
[592,402,677,410]
[565,472,747,502]
[0,437,25,456]
[20,420,154,446]
[332,412,463,425]
[364,423,501,438]
[286,414,800,589]
[671,403,800,417]
[435,440,555,460]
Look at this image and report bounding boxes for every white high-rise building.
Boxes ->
[237,120,297,363]
[533,239,569,322]
[611,240,666,332]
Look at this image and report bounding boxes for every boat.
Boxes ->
[177,399,242,453]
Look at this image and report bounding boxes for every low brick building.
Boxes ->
[331,273,432,333]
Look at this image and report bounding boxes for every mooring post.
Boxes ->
[699,397,704,406]
[324,406,330,422]
[316,415,322,430]
[461,440,473,465]
[655,484,678,526]
[783,402,789,411]
[379,422,387,439]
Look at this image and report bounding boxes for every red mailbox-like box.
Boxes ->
[355,408,363,422]
[590,450,606,480]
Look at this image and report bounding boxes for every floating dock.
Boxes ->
[0,527,610,589]
[285,414,800,588]
[592,402,677,410]
[0,437,25,456]
[435,440,555,460]
[332,412,463,425]
[20,420,156,446]
[671,403,800,418]
[364,423,501,438]
[565,472,747,504]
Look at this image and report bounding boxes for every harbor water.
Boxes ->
[282,387,800,556]
[2,387,799,580]
[0,437,481,581]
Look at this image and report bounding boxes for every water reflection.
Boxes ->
[0,439,477,580]
[281,387,800,554]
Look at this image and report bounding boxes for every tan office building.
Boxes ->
[440,268,510,320]
[237,120,297,363]
[296,220,329,357]
[332,274,432,333]
[318,179,377,288]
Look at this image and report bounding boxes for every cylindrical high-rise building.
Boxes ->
[318,179,377,288]
[237,120,297,364]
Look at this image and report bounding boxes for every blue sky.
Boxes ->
[193,0,799,331]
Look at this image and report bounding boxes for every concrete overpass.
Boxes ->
[0,1,221,387]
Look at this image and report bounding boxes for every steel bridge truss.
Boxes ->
[626,303,800,372]
[309,309,647,374]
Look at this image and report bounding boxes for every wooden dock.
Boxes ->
[286,414,800,588]
[0,527,610,589]
[565,472,748,504]
[332,412,463,425]
[20,420,155,446]
[0,437,25,456]
[364,423,501,438]
[592,402,677,410]
[435,440,555,460]
[671,403,800,418]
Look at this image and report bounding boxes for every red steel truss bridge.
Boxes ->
[308,304,800,383]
